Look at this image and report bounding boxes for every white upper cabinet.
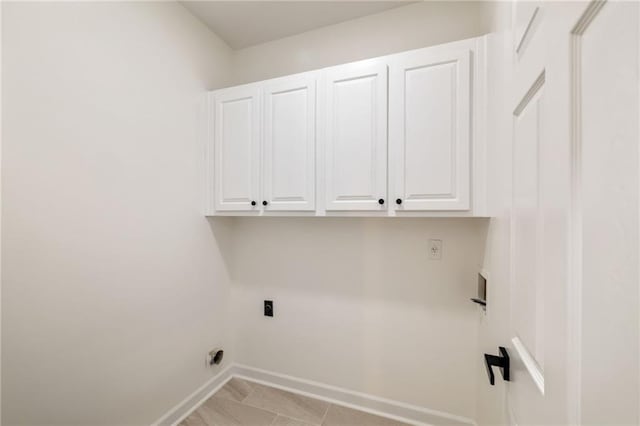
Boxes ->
[389,47,471,211]
[263,74,316,211]
[212,84,261,212]
[206,36,485,217]
[323,60,388,211]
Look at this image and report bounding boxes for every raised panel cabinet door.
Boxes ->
[213,85,261,212]
[263,73,316,211]
[323,60,388,211]
[389,48,471,211]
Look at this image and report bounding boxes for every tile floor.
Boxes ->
[179,378,411,426]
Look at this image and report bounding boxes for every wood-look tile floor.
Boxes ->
[180,378,411,426]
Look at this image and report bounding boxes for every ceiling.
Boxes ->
[181,1,416,49]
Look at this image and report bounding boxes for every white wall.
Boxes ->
[231,218,488,419]
[230,1,489,85]
[0,3,4,422]
[222,3,492,420]
[2,2,495,423]
[1,2,234,424]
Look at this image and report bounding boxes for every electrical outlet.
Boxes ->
[429,239,442,260]
[264,300,273,317]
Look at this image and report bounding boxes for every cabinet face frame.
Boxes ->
[262,73,317,211]
[322,60,389,211]
[212,84,262,212]
[389,47,472,211]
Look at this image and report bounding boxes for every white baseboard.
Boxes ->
[153,364,234,426]
[154,363,476,426]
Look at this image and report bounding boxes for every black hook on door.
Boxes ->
[484,347,510,385]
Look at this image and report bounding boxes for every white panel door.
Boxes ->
[506,2,551,424]
[563,1,639,424]
[498,1,638,425]
[263,73,316,211]
[213,85,261,212]
[323,60,387,211]
[389,48,471,211]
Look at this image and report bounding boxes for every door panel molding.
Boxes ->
[390,48,471,211]
[324,60,388,211]
[213,85,261,212]
[511,337,545,395]
[263,73,317,211]
[569,1,640,424]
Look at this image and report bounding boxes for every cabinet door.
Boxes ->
[213,85,261,212]
[390,48,471,211]
[323,61,388,211]
[263,74,316,211]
